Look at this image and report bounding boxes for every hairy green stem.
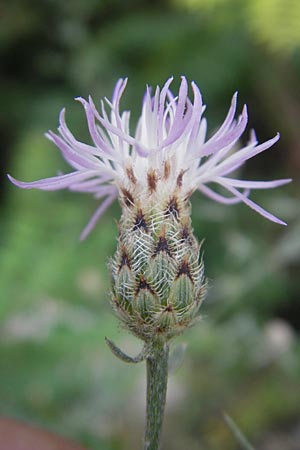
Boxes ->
[144,340,169,450]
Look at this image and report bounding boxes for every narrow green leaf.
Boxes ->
[223,412,256,450]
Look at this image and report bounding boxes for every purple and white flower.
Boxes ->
[8,77,291,238]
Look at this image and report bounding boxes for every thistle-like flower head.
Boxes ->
[8,77,292,341]
[8,77,291,239]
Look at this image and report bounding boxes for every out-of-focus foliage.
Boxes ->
[1,0,300,449]
[174,0,300,54]
[247,0,300,54]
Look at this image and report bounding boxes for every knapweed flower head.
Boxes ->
[9,76,290,239]
[8,77,290,341]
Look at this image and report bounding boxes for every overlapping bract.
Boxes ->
[110,191,207,341]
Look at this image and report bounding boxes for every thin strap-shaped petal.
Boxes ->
[69,176,115,193]
[76,97,115,155]
[198,184,250,204]
[188,117,207,158]
[223,184,287,225]
[204,92,238,145]
[94,185,117,199]
[80,192,118,240]
[248,129,258,145]
[174,76,188,121]
[152,87,161,145]
[8,171,98,191]
[200,104,248,157]
[134,142,150,157]
[197,93,238,158]
[57,108,112,159]
[136,86,154,149]
[112,78,128,105]
[46,131,100,170]
[100,99,121,151]
[153,85,160,119]
[161,101,193,148]
[93,102,140,149]
[157,77,174,142]
[110,78,128,153]
[194,139,254,182]
[213,133,280,176]
[161,95,178,134]
[216,176,292,189]
[183,82,204,155]
[161,77,192,148]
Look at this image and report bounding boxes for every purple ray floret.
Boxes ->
[8,77,291,238]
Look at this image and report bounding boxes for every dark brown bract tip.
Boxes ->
[176,169,186,188]
[180,222,194,245]
[153,234,172,257]
[163,160,171,180]
[147,169,158,193]
[121,187,134,207]
[164,304,173,312]
[126,167,137,185]
[136,275,155,295]
[133,208,148,231]
[176,258,193,282]
[165,196,180,220]
[119,245,131,271]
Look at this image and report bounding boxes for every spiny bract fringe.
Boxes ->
[110,176,207,342]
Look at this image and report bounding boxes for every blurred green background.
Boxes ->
[1,0,300,449]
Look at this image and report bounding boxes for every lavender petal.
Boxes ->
[8,171,98,191]
[198,184,250,204]
[46,131,100,170]
[80,193,117,240]
[217,176,292,189]
[200,104,248,157]
[214,133,280,176]
[223,184,288,225]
